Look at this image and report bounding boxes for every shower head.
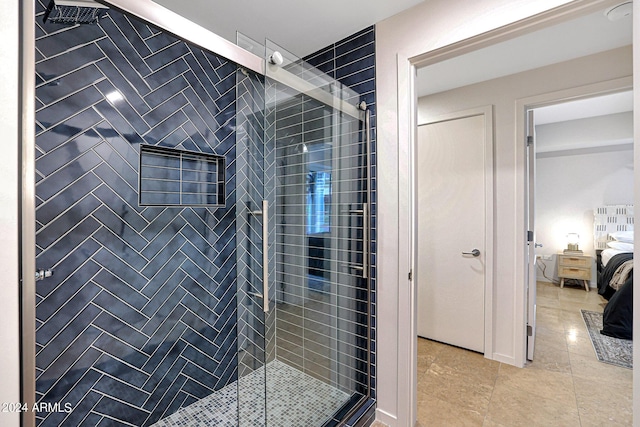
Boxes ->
[43,0,109,25]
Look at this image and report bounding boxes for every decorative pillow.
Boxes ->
[607,241,634,251]
[609,230,634,243]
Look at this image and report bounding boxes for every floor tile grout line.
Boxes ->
[417,281,630,426]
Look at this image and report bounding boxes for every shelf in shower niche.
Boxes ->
[139,145,225,207]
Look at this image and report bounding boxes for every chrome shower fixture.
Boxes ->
[269,51,284,66]
[43,0,109,25]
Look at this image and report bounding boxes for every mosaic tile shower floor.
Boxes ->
[151,359,350,427]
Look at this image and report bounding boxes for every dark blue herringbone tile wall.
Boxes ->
[304,26,378,422]
[34,2,239,426]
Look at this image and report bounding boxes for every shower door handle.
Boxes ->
[249,200,270,313]
[363,108,371,280]
[362,203,369,279]
[344,203,369,279]
[261,200,269,313]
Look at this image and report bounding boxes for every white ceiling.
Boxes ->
[152,0,424,58]
[417,5,633,130]
[534,91,633,125]
[416,8,632,98]
[152,0,632,124]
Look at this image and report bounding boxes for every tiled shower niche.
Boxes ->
[34,2,240,425]
[139,145,226,207]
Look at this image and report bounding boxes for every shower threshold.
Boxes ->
[152,359,350,427]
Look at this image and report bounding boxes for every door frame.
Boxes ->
[516,76,633,362]
[526,109,537,361]
[20,2,37,427]
[395,1,636,425]
[416,106,495,355]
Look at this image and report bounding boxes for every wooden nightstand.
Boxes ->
[558,253,592,292]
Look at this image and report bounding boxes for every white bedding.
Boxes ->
[601,248,632,267]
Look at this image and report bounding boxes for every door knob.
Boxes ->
[462,249,480,257]
[535,243,543,248]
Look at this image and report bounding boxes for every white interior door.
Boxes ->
[417,114,486,353]
[526,109,537,361]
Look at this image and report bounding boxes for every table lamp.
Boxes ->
[564,232,582,253]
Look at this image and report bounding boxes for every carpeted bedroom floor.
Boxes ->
[373,281,633,426]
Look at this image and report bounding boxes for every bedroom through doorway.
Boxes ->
[527,90,634,424]
[413,2,633,424]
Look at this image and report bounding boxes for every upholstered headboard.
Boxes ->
[594,205,634,250]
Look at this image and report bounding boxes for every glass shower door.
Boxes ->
[236,36,371,426]
[234,33,269,425]
[236,36,371,427]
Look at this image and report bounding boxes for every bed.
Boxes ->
[594,206,633,340]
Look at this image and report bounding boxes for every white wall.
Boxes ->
[417,45,631,353]
[536,113,633,285]
[633,3,640,425]
[375,1,633,425]
[0,0,22,426]
[537,153,633,286]
[537,111,633,153]
[536,113,633,257]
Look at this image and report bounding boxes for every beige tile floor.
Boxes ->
[373,281,633,427]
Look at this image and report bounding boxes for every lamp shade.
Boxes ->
[566,233,580,251]
[567,233,579,245]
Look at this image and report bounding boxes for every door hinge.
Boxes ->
[527,325,533,336]
[526,135,533,146]
[408,270,413,281]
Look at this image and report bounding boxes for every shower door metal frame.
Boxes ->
[20,0,37,426]
[100,0,361,120]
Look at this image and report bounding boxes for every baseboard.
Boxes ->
[375,408,396,426]
[491,352,516,366]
